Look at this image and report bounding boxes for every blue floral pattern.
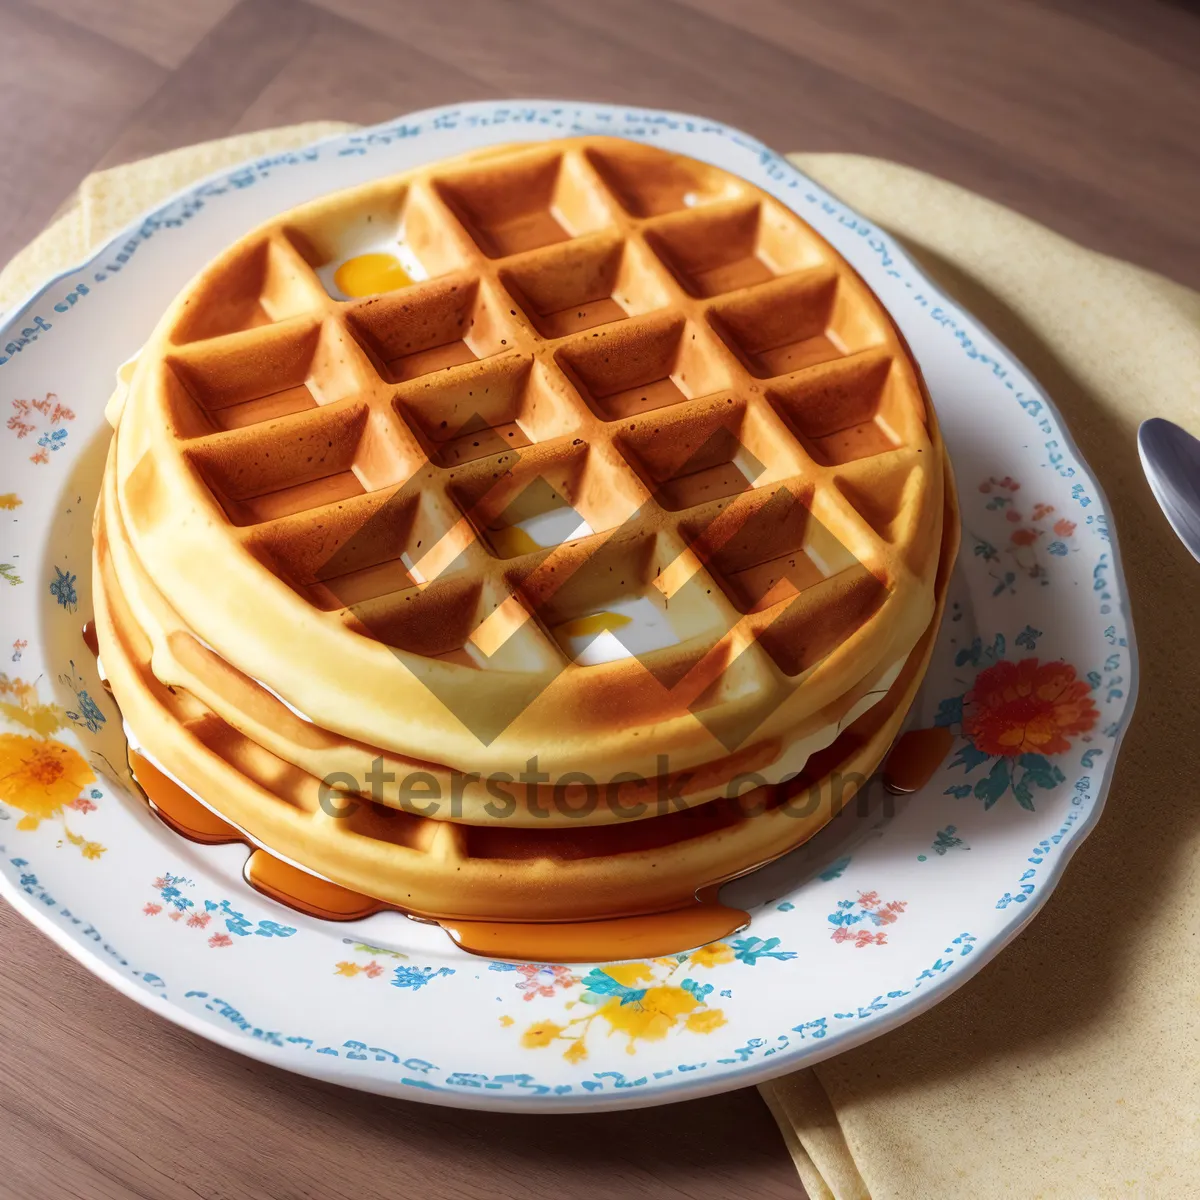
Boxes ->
[144,872,296,947]
[392,965,455,990]
[918,826,969,861]
[59,660,107,733]
[48,565,77,611]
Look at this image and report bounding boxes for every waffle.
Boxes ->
[103,137,945,795]
[93,454,957,920]
[98,433,912,825]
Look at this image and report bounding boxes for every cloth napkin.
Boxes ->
[3,123,1197,1200]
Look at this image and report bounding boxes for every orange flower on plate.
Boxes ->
[963,659,1098,757]
[0,732,95,828]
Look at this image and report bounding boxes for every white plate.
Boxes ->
[0,101,1136,1111]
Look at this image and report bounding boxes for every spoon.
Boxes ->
[1138,418,1200,563]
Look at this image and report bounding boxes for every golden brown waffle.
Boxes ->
[104,137,944,789]
[93,453,957,921]
[99,434,911,826]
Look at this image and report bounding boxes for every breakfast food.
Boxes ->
[93,136,958,932]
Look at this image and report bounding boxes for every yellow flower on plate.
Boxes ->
[597,962,654,987]
[597,985,700,1048]
[0,733,95,828]
[685,1008,728,1035]
[62,827,108,860]
[0,675,38,704]
[0,675,68,737]
[521,1020,565,1048]
[563,1039,588,1064]
[498,1014,514,1028]
[689,942,735,968]
[0,494,20,510]
[0,701,67,738]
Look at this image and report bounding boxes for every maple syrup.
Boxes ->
[109,615,753,959]
[129,751,242,844]
[244,850,391,921]
[882,726,954,794]
[442,904,750,964]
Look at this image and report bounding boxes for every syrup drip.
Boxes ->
[126,743,740,959]
[104,616,753,959]
[83,619,112,690]
[128,750,384,921]
[882,726,954,794]
[244,850,390,922]
[442,904,750,965]
[129,751,243,844]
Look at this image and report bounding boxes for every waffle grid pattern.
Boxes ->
[159,140,932,695]
[96,138,956,917]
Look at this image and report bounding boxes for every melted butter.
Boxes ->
[489,505,593,558]
[333,252,414,298]
[556,611,634,639]
[555,594,679,665]
[488,525,542,558]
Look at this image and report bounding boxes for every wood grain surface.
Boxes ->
[1,2,1197,1198]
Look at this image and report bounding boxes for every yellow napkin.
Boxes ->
[4,124,1198,1200]
[762,154,1200,1200]
[0,122,355,307]
[758,157,1200,1200]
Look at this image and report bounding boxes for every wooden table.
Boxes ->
[1,3,1197,1197]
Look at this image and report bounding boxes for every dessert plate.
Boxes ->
[0,101,1135,1112]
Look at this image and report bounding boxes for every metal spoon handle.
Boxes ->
[1138,418,1200,564]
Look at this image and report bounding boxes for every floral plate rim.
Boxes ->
[0,100,1138,1111]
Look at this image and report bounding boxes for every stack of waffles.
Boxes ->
[93,137,959,924]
